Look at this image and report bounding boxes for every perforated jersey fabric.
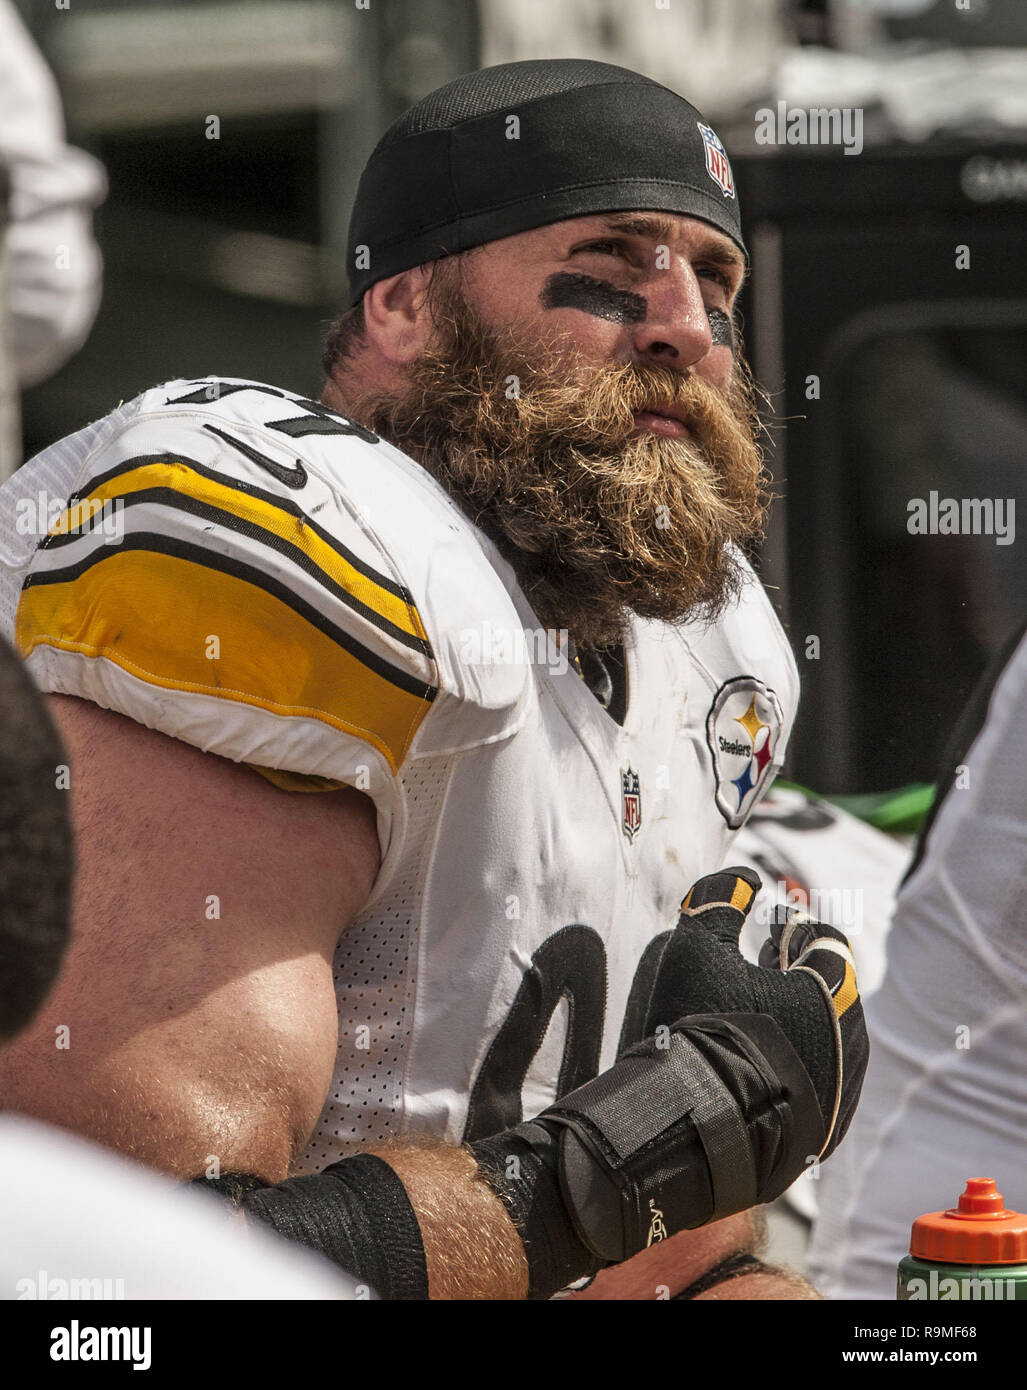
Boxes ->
[0,411,116,627]
[299,756,451,1167]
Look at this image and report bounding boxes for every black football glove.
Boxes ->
[641,865,868,1159]
[471,864,871,1292]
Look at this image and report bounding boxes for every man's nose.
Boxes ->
[630,262,713,368]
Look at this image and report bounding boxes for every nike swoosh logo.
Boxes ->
[203,424,308,489]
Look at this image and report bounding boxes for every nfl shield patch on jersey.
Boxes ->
[706,676,784,828]
[621,766,642,842]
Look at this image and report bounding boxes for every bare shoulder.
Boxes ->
[47,693,381,930]
[0,695,380,1180]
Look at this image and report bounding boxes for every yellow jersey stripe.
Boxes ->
[16,542,435,773]
[51,454,430,653]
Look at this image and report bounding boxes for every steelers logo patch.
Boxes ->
[706,676,784,829]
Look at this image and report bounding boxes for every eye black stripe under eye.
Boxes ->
[541,270,736,350]
[540,272,647,325]
[708,309,735,350]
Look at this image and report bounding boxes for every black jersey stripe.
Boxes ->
[42,485,433,659]
[74,452,414,604]
[23,532,439,705]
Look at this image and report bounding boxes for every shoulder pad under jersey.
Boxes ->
[689,549,800,729]
[670,548,800,826]
[12,377,530,788]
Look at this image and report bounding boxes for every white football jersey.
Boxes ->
[808,626,1027,1299]
[0,1116,364,1300]
[0,377,799,1168]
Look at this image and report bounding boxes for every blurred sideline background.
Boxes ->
[8,0,1027,799]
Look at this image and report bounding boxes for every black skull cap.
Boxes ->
[346,58,745,306]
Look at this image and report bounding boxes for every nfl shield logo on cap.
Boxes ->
[697,121,735,199]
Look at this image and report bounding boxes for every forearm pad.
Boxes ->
[474,1012,824,1290]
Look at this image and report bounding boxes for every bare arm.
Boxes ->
[371,1145,528,1299]
[0,694,527,1296]
[567,1210,819,1300]
[0,694,381,1178]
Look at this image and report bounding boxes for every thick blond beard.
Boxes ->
[354,273,770,649]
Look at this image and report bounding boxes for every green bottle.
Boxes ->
[898,1178,1027,1300]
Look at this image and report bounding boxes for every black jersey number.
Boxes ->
[463,925,606,1142]
[164,380,379,444]
[462,923,673,1143]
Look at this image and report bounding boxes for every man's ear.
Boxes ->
[362,265,436,365]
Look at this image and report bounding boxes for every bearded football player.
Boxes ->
[0,61,868,1299]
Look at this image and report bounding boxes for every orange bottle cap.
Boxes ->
[911,1179,1027,1265]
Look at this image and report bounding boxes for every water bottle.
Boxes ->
[897,1178,1027,1301]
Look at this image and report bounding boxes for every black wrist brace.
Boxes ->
[192,1154,429,1300]
[471,1012,824,1298]
[470,1124,604,1300]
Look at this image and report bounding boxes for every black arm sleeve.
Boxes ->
[193,1153,429,1300]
